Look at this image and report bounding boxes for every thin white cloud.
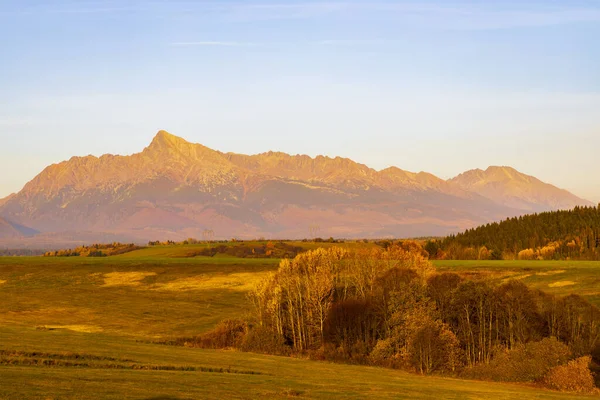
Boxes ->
[318,39,388,46]
[46,7,134,14]
[171,38,389,48]
[169,41,259,47]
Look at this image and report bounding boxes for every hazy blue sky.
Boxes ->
[1,0,599,201]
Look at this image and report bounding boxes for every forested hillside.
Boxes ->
[431,206,600,260]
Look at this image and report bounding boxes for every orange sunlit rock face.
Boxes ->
[0,131,591,244]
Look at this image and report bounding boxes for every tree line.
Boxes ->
[176,245,599,393]
[44,242,140,257]
[427,205,600,260]
[0,249,46,257]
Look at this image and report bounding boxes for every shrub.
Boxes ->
[313,341,371,365]
[239,326,290,356]
[342,340,371,365]
[463,337,571,382]
[183,319,247,349]
[370,338,404,369]
[542,356,596,393]
[518,248,536,260]
[490,249,503,260]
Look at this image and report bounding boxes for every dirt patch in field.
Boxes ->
[537,270,566,276]
[102,272,156,287]
[37,324,103,333]
[548,281,576,288]
[151,273,261,292]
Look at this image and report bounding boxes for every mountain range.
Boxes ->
[0,131,592,247]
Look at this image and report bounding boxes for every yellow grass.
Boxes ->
[537,270,566,276]
[40,324,103,333]
[549,281,576,288]
[2,257,600,399]
[501,273,532,282]
[151,272,266,292]
[98,270,269,292]
[101,271,156,287]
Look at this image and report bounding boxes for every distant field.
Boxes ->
[434,260,600,306]
[2,254,600,398]
[116,241,375,259]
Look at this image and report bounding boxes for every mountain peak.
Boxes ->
[484,166,522,180]
[452,166,527,182]
[0,131,593,243]
[146,131,218,159]
[450,166,592,211]
[487,165,516,172]
[150,130,188,149]
[143,131,238,178]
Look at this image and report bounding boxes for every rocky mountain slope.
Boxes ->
[450,166,592,212]
[0,131,591,244]
[0,217,39,239]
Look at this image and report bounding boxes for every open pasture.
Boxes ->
[115,241,377,259]
[0,325,595,400]
[434,260,600,306]
[0,256,278,338]
[2,253,600,399]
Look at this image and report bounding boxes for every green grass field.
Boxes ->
[2,253,600,399]
[116,241,375,259]
[0,256,278,337]
[1,325,596,400]
[434,260,600,306]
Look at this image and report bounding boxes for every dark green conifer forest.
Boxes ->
[431,206,600,260]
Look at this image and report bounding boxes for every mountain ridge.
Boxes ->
[0,131,592,244]
[0,216,39,239]
[449,166,591,212]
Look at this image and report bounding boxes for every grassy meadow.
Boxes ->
[115,241,377,259]
[0,255,278,337]
[2,324,596,400]
[434,260,600,306]
[2,248,600,399]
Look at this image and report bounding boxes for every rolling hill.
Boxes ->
[0,131,591,245]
